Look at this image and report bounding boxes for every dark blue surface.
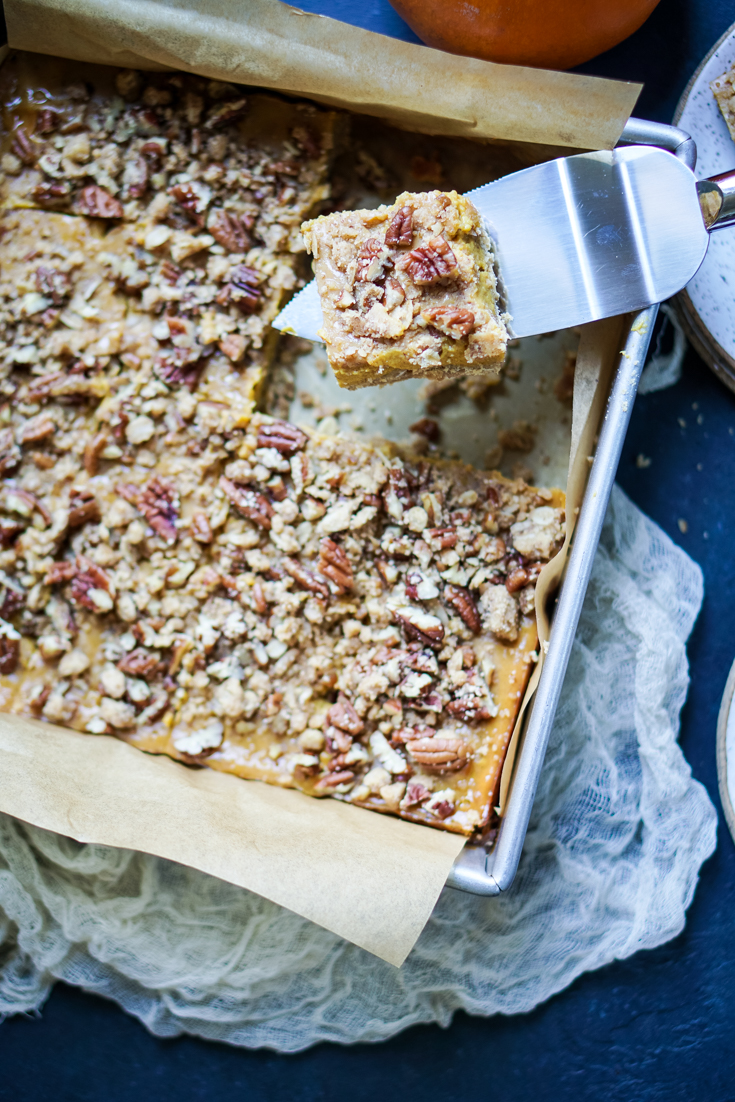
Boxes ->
[4,2,735,1099]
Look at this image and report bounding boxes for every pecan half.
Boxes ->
[326,692,364,735]
[0,633,19,675]
[117,648,160,678]
[190,512,213,544]
[397,235,458,284]
[220,478,272,529]
[446,697,493,723]
[422,306,475,339]
[394,606,445,649]
[282,557,330,599]
[208,208,253,251]
[256,420,306,456]
[444,584,481,633]
[75,185,124,219]
[226,264,263,314]
[355,238,389,283]
[385,205,414,247]
[406,734,468,772]
[318,538,353,592]
[139,477,178,542]
[35,266,70,305]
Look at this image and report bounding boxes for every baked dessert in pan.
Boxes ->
[303,190,508,389]
[0,55,565,836]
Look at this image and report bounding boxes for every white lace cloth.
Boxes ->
[0,486,717,1051]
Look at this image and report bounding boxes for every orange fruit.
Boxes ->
[388,0,661,70]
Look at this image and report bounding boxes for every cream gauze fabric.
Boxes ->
[0,485,718,1051]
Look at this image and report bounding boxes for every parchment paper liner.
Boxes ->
[0,3,632,966]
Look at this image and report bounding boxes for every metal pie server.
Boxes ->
[273,143,735,342]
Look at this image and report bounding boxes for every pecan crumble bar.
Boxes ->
[712,63,735,142]
[0,54,338,410]
[302,190,508,390]
[0,401,563,836]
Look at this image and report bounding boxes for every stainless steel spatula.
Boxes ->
[273,144,735,342]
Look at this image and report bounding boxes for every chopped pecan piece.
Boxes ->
[292,125,322,158]
[0,632,20,674]
[45,560,77,585]
[405,734,468,772]
[444,584,481,633]
[19,415,55,445]
[205,98,248,128]
[355,238,389,283]
[83,432,108,476]
[117,648,160,678]
[6,488,51,525]
[394,606,445,649]
[422,306,475,339]
[35,266,70,305]
[315,770,355,789]
[382,466,413,519]
[409,417,440,443]
[403,780,431,807]
[506,566,530,593]
[318,538,353,592]
[385,205,414,247]
[427,527,457,550]
[251,580,268,615]
[0,428,20,476]
[397,235,458,284]
[190,512,213,544]
[122,156,149,199]
[226,265,263,314]
[383,276,406,309]
[36,108,60,134]
[169,181,210,226]
[70,556,112,612]
[31,181,71,208]
[0,520,24,547]
[138,478,179,542]
[257,420,306,456]
[155,348,205,392]
[75,185,124,219]
[282,557,330,599]
[208,208,254,251]
[326,692,364,735]
[445,697,493,723]
[68,492,100,528]
[0,578,25,619]
[11,127,36,165]
[220,477,273,529]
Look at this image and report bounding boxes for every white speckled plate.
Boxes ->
[716,654,735,844]
[675,20,735,391]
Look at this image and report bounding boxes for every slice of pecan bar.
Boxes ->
[302,190,508,389]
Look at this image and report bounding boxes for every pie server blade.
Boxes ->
[273,144,720,342]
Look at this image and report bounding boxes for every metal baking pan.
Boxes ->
[446,117,696,895]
